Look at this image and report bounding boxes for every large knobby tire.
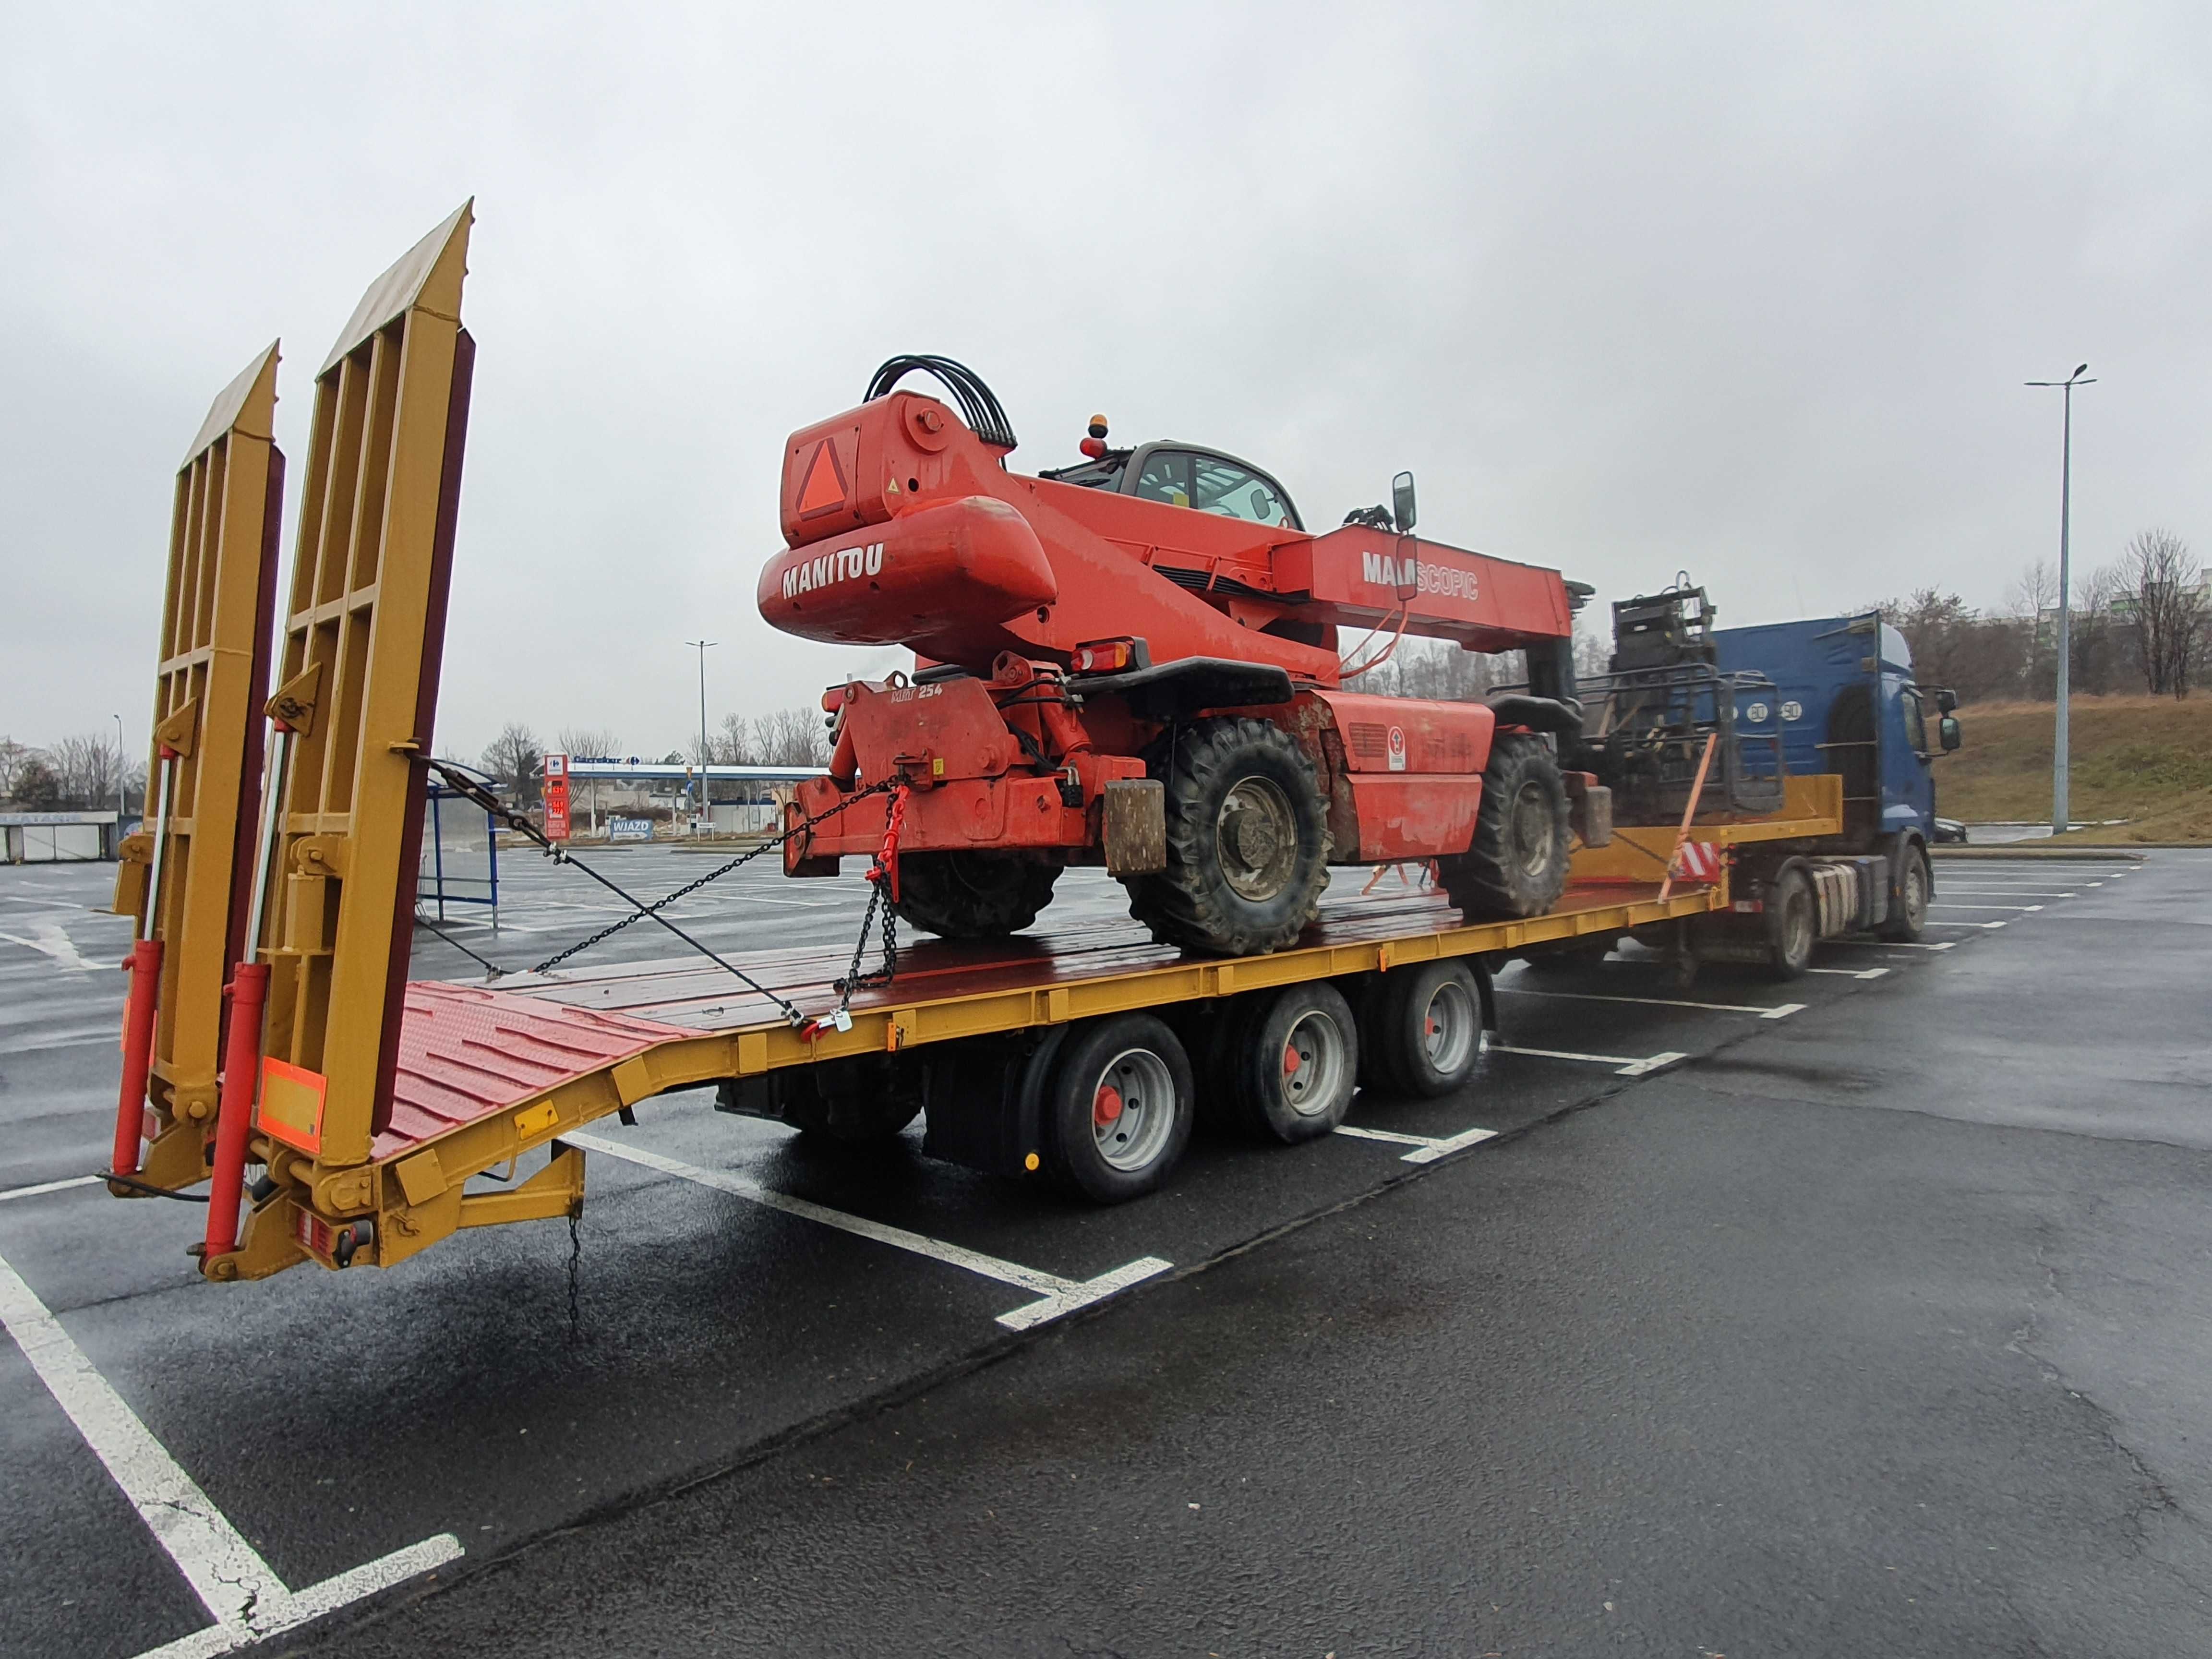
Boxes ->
[1039,1012,1195,1203]
[1439,734,1572,920]
[1229,982,1361,1143]
[1878,841,1931,943]
[1123,717,1332,956]
[892,851,1060,939]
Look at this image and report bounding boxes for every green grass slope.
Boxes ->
[1936,696,2212,843]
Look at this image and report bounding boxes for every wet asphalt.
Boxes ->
[1,848,2205,1657]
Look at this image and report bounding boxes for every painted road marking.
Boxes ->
[0,1025,130,1058]
[569,1132,1169,1330]
[1923,919,2007,928]
[0,924,106,972]
[1825,939,1956,950]
[0,1246,461,1656]
[1333,1123,1499,1163]
[1500,987,1804,1020]
[1930,902,2043,912]
[1806,966,1890,979]
[1939,889,2078,897]
[1491,1044,1687,1077]
[0,1174,100,1202]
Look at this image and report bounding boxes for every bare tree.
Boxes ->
[554,726,621,761]
[751,707,830,767]
[48,733,120,809]
[481,722,546,804]
[12,757,63,809]
[2123,528,2208,697]
[2006,559,2060,698]
[716,711,756,766]
[0,737,29,801]
[2069,560,2129,697]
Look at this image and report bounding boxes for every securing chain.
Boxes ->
[417,758,903,1028]
[810,784,910,1041]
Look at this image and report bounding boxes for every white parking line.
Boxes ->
[1490,1044,1687,1077]
[0,1174,100,1203]
[1500,987,1804,1020]
[1939,887,2081,895]
[1827,939,1956,950]
[0,1246,461,1656]
[0,925,106,972]
[1929,903,2043,912]
[1924,919,2007,929]
[568,1132,1169,1330]
[1333,1123,1499,1163]
[1806,966,1890,979]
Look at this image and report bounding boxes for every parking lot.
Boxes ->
[4,846,2208,1656]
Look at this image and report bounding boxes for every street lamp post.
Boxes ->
[685,638,716,833]
[2025,364,2094,837]
[112,713,125,818]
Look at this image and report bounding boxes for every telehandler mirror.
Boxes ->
[1934,687,1958,714]
[1939,714,1961,753]
[1391,471,1417,535]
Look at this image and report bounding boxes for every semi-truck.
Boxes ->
[103,204,1962,1284]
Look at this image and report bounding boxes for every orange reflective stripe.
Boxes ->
[796,441,846,517]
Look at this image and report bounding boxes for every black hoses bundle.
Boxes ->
[863,355,1018,450]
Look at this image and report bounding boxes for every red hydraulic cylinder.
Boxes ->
[203,962,269,1259]
[110,938,163,1178]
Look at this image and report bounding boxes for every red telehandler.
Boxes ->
[757,357,1606,957]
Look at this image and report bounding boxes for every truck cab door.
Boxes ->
[1886,681,1936,831]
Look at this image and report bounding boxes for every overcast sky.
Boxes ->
[4,3,2206,762]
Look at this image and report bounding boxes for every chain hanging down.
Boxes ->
[805,784,910,1041]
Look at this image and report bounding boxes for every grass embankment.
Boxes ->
[1939,696,2212,843]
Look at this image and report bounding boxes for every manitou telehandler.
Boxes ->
[758,357,1608,956]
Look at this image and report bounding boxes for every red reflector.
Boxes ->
[795,441,847,518]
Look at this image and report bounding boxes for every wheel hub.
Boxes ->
[1215,775,1298,901]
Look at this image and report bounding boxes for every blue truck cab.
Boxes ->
[1713,610,1961,934]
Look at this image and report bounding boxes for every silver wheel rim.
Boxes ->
[1277,1009,1349,1118]
[1509,781,1554,878]
[1785,888,1814,961]
[1090,1047,1177,1171]
[1905,858,1928,927]
[1215,774,1298,901]
[1420,980,1478,1075]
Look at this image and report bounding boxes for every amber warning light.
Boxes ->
[1079,414,1109,459]
[1072,637,1137,673]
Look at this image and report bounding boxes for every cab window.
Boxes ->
[1900,687,1929,757]
[1190,454,1298,527]
[1131,450,1193,508]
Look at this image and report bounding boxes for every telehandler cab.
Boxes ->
[757,356,1605,957]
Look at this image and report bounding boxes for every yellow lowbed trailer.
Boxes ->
[105,205,1848,1283]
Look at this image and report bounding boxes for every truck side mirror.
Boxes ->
[1934,687,1958,714]
[1391,471,1417,535]
[1939,714,1961,752]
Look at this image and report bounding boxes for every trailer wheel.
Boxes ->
[1360,961,1486,1098]
[1440,734,1572,920]
[1226,982,1360,1142]
[893,852,1060,939]
[1767,864,1816,979]
[1124,717,1331,956]
[1040,1013,1194,1202]
[1877,842,1930,943]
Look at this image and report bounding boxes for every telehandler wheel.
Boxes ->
[1439,734,1572,921]
[1124,717,1331,956]
[1039,1012,1195,1203]
[1229,982,1361,1143]
[1877,841,1931,943]
[1359,960,1486,1099]
[891,852,1060,939]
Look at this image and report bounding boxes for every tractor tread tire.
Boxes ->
[892,852,1061,940]
[1440,733,1573,920]
[1124,717,1332,957]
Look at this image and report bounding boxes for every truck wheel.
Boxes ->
[1360,961,1485,1098]
[1878,842,1930,942]
[1767,865,1816,979]
[1124,717,1331,956]
[1230,982,1360,1142]
[1040,1013,1194,1202]
[1440,734,1572,920]
[893,852,1060,939]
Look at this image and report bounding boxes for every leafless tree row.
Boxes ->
[0,733,143,811]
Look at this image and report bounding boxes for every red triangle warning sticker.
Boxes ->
[795,441,847,518]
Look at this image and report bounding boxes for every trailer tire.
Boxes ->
[1229,982,1360,1142]
[892,852,1060,939]
[1124,717,1331,956]
[1767,863,1816,980]
[1360,961,1486,1098]
[1040,1013,1194,1202]
[1878,841,1930,943]
[1440,734,1572,920]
